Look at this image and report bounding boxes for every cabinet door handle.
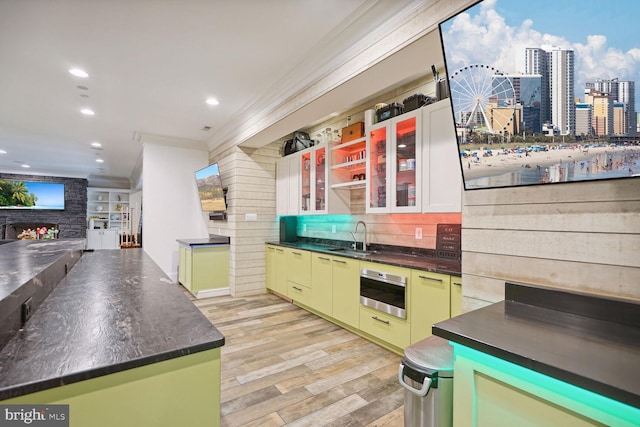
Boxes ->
[291,251,302,256]
[318,256,330,261]
[452,281,462,287]
[372,316,390,325]
[418,275,443,283]
[276,248,284,252]
[332,259,346,264]
[293,286,302,291]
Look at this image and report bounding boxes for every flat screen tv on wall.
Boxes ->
[439,0,640,190]
[0,180,65,210]
[194,163,226,213]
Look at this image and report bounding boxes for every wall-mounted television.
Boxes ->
[440,0,640,190]
[0,180,65,210]
[194,163,227,215]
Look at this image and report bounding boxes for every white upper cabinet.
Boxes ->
[421,100,462,213]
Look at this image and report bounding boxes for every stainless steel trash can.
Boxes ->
[399,336,454,427]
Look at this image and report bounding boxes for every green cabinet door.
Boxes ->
[191,246,229,293]
[274,247,288,296]
[450,276,462,317]
[265,245,276,291]
[410,270,451,344]
[331,256,360,328]
[287,249,311,287]
[310,253,333,314]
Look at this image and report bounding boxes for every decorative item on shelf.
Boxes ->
[341,122,364,143]
[365,109,375,126]
[96,205,103,212]
[375,102,404,123]
[332,129,341,142]
[97,195,103,201]
[115,203,122,212]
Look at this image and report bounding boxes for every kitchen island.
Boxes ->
[0,244,224,427]
[433,282,640,426]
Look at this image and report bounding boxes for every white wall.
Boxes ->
[142,138,209,279]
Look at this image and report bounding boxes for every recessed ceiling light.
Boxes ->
[0,149,6,154]
[91,142,102,147]
[69,68,89,78]
[21,164,30,168]
[81,108,95,116]
[205,98,219,106]
[96,158,104,163]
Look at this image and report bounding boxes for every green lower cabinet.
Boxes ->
[450,276,463,317]
[331,256,360,328]
[266,246,288,296]
[359,305,411,350]
[409,270,451,344]
[452,343,639,427]
[265,245,277,290]
[309,254,333,314]
[179,244,229,296]
[3,349,221,427]
[286,249,311,286]
[288,281,312,306]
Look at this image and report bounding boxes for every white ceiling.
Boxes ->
[0,0,432,186]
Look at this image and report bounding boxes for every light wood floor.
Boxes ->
[192,292,405,427]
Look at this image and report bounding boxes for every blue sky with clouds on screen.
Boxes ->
[440,0,640,100]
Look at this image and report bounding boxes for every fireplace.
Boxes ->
[3,223,60,240]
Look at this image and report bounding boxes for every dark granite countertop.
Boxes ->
[0,239,86,302]
[0,249,224,400]
[266,240,461,276]
[177,235,230,246]
[433,282,640,409]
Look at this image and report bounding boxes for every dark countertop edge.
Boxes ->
[266,241,461,276]
[433,313,640,410]
[0,338,224,401]
[177,236,230,246]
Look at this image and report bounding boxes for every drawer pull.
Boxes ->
[372,316,390,325]
[318,256,330,261]
[452,282,462,287]
[418,275,443,283]
[292,251,302,256]
[276,248,284,252]
[333,259,347,264]
[293,286,302,291]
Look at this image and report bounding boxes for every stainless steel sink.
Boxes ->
[328,248,376,258]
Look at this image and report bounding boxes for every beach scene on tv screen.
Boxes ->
[0,180,65,209]
[441,0,640,189]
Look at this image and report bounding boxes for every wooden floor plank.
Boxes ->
[193,292,407,427]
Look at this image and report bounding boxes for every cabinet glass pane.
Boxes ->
[395,117,417,207]
[300,152,311,212]
[314,146,326,210]
[369,127,387,208]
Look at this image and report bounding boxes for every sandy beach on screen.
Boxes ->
[462,145,640,180]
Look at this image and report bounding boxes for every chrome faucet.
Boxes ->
[353,220,367,252]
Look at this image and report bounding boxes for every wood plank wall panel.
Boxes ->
[208,142,281,297]
[462,178,640,311]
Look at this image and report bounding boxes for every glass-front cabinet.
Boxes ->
[368,126,389,211]
[299,144,330,215]
[366,110,422,213]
